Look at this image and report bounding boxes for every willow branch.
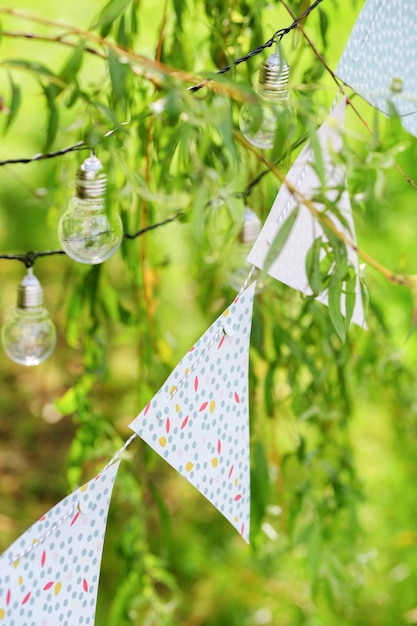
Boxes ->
[279,0,417,192]
[235,132,415,290]
[0,8,239,98]
[1,30,106,59]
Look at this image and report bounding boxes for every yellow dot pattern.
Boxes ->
[128,282,256,544]
[0,463,120,624]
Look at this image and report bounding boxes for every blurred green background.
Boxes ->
[1,1,417,624]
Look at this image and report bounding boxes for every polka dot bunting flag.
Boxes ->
[129,282,256,543]
[246,97,366,328]
[336,0,417,138]
[0,462,119,626]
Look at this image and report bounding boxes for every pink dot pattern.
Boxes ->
[129,283,256,542]
[0,463,119,626]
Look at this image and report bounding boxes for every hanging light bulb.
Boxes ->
[1,268,56,366]
[239,49,290,150]
[229,206,263,291]
[58,153,123,264]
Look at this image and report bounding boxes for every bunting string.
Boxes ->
[2,0,417,573]
[8,505,76,565]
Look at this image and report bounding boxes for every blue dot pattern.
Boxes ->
[0,463,119,626]
[336,0,417,137]
[129,283,256,543]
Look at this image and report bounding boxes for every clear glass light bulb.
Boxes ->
[58,153,123,264]
[1,268,56,366]
[229,207,264,291]
[239,51,290,150]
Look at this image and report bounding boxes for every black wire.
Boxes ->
[189,0,324,93]
[0,2,322,264]
[0,142,89,167]
[239,135,309,199]
[0,1,323,167]
[0,213,182,268]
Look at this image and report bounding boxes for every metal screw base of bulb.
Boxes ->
[1,269,56,366]
[239,51,291,150]
[58,154,124,265]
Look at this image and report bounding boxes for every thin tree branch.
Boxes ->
[235,131,415,290]
[1,30,105,59]
[189,0,324,92]
[0,8,235,94]
[279,0,417,192]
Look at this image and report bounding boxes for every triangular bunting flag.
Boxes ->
[247,97,365,328]
[129,283,256,543]
[0,462,119,626]
[336,0,417,137]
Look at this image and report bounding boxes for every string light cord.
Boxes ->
[0,122,131,168]
[0,142,88,167]
[279,0,417,192]
[2,0,416,197]
[0,213,182,268]
[0,3,415,286]
[0,2,322,167]
[188,0,324,93]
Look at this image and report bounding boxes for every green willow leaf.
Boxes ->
[4,73,21,132]
[328,275,346,341]
[42,84,59,150]
[319,7,329,48]
[1,59,65,108]
[173,0,185,29]
[130,1,138,35]
[108,48,129,102]
[250,440,270,540]
[93,0,131,31]
[59,40,85,85]
[65,287,83,347]
[116,14,128,46]
[264,206,299,273]
[321,220,348,282]
[264,365,276,417]
[344,265,357,329]
[328,202,353,237]
[54,387,78,415]
[306,236,324,295]
[309,121,325,187]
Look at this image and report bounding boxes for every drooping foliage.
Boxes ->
[1,1,417,625]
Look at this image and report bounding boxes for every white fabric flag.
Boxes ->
[0,463,119,626]
[129,283,256,543]
[336,0,417,137]
[247,97,365,328]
